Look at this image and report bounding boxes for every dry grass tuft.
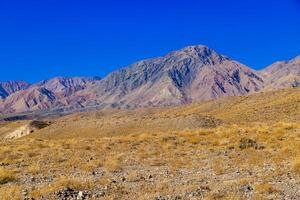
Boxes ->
[292,156,300,173]
[0,168,16,184]
[0,88,298,199]
[0,185,22,200]
[103,155,123,172]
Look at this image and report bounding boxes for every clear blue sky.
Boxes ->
[1,0,300,83]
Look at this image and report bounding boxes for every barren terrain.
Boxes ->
[0,88,299,200]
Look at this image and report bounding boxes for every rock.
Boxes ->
[154,196,167,200]
[0,162,9,166]
[22,189,28,197]
[56,187,77,199]
[154,195,182,200]
[93,190,106,198]
[77,191,84,200]
[186,186,211,198]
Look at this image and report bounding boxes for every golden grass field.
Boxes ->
[0,88,299,200]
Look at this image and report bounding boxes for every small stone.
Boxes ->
[77,191,84,200]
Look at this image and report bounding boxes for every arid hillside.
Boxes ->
[0,88,299,199]
[14,87,298,140]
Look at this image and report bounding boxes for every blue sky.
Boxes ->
[0,0,300,83]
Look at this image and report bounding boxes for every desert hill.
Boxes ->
[1,87,297,140]
[0,87,299,199]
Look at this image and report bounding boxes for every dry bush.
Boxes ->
[30,176,94,198]
[212,160,226,175]
[0,168,16,184]
[255,183,281,194]
[103,155,123,172]
[0,185,22,200]
[292,156,300,173]
[27,163,41,175]
[29,120,50,129]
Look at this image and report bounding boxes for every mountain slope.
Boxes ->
[77,45,264,109]
[15,87,299,140]
[0,81,30,99]
[262,56,300,89]
[0,77,100,114]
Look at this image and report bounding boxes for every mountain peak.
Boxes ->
[165,45,230,66]
[181,44,209,50]
[172,45,217,55]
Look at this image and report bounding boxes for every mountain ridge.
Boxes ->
[0,81,30,99]
[0,45,299,115]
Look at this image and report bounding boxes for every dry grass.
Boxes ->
[0,168,16,185]
[0,121,298,198]
[0,185,22,200]
[30,176,95,198]
[292,156,300,173]
[0,88,298,199]
[103,155,123,172]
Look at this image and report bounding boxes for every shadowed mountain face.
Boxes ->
[0,45,299,115]
[0,81,30,99]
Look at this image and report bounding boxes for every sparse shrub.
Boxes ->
[292,156,300,173]
[212,160,225,175]
[239,138,264,150]
[0,168,16,184]
[27,163,40,175]
[255,183,281,194]
[29,120,50,129]
[0,185,22,200]
[104,156,122,172]
[30,176,94,198]
[188,136,201,145]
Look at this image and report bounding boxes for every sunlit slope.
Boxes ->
[175,87,300,123]
[20,88,299,140]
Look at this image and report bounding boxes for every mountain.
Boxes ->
[79,45,264,109]
[0,81,30,99]
[262,56,300,89]
[0,77,100,114]
[0,45,299,115]
[35,77,101,97]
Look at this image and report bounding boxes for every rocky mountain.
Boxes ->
[79,45,264,109]
[0,77,100,114]
[262,56,300,89]
[35,77,101,97]
[0,45,299,115]
[0,81,30,99]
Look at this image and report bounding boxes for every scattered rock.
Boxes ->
[55,187,91,200]
[186,186,211,198]
[154,195,182,200]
